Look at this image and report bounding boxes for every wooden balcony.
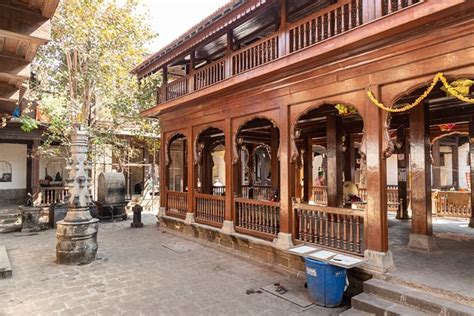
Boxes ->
[154,0,422,108]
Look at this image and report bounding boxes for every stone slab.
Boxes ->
[161,241,203,253]
[0,245,12,279]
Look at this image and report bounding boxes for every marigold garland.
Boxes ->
[367,73,474,112]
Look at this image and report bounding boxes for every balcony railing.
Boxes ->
[242,185,273,200]
[39,186,69,206]
[235,197,280,240]
[156,0,422,105]
[166,191,188,219]
[294,202,364,256]
[194,192,225,227]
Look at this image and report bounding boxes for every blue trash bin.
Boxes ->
[304,257,347,307]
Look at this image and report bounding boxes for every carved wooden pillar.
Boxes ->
[270,126,279,190]
[408,103,435,250]
[396,126,410,220]
[451,141,459,190]
[224,118,234,222]
[326,114,343,207]
[277,103,292,246]
[303,136,313,202]
[186,128,194,216]
[432,140,441,190]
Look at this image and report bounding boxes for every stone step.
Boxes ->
[0,245,12,279]
[352,293,431,316]
[339,308,374,316]
[364,278,474,315]
[0,214,21,233]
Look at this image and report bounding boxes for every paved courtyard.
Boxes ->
[0,214,347,316]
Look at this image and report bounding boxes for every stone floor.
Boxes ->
[388,213,474,303]
[0,213,348,316]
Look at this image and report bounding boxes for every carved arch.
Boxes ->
[165,132,186,167]
[290,101,364,162]
[193,125,225,166]
[233,115,280,164]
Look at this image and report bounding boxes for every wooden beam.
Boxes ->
[0,4,51,43]
[42,0,60,18]
[0,83,20,103]
[0,55,30,80]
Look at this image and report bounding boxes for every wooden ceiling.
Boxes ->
[0,0,59,114]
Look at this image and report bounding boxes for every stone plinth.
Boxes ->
[18,206,43,233]
[56,212,99,265]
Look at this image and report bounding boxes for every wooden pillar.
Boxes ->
[451,142,459,190]
[469,117,474,228]
[432,140,441,190]
[344,133,355,182]
[364,87,389,254]
[326,114,343,207]
[279,104,291,235]
[224,118,234,222]
[270,126,279,190]
[186,128,194,214]
[278,0,288,56]
[161,132,167,209]
[188,51,195,92]
[162,65,169,101]
[396,126,409,220]
[303,136,313,202]
[408,103,435,250]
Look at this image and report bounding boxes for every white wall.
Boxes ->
[39,146,66,181]
[0,143,27,189]
[458,143,470,189]
[386,155,398,186]
[212,150,225,186]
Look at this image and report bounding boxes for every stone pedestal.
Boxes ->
[273,232,294,250]
[131,204,144,228]
[408,233,437,251]
[221,220,235,234]
[18,206,43,233]
[56,123,99,265]
[363,250,394,274]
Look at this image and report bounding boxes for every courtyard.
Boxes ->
[0,213,348,315]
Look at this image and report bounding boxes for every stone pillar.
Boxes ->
[408,103,436,251]
[326,114,343,207]
[56,123,99,265]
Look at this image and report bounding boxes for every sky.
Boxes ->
[139,0,230,53]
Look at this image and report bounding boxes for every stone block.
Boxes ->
[407,233,437,251]
[0,245,12,279]
[248,246,270,263]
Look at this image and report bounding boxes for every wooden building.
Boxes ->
[0,0,59,206]
[134,0,474,272]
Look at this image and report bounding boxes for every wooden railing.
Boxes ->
[288,0,362,53]
[166,191,188,219]
[166,77,188,101]
[294,202,364,256]
[242,185,273,200]
[433,191,471,218]
[156,0,423,105]
[194,192,225,227]
[212,186,225,196]
[381,0,420,16]
[232,34,279,75]
[235,197,280,240]
[358,186,400,212]
[39,186,69,206]
[194,58,226,91]
[312,185,328,205]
